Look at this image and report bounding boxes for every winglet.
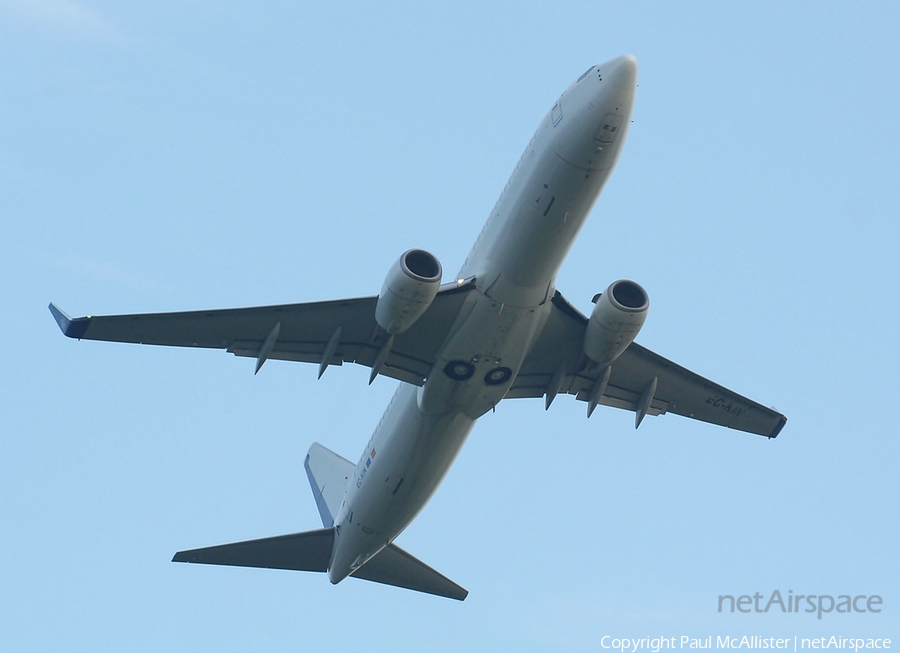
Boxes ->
[48,303,90,339]
[769,414,788,439]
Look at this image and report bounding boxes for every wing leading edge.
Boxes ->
[509,291,786,438]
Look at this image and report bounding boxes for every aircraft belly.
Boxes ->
[472,156,613,305]
[418,292,551,418]
[330,60,641,583]
[330,384,475,581]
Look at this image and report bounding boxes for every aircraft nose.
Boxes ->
[604,54,638,89]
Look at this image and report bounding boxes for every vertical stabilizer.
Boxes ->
[304,442,355,527]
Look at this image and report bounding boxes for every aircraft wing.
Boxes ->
[49,281,476,386]
[508,291,787,438]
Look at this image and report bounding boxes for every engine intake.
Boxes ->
[583,279,649,367]
[375,249,443,334]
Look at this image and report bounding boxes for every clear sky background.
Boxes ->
[2,1,898,650]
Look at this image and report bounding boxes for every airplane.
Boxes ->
[49,54,786,601]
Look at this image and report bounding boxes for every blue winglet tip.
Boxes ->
[48,303,71,333]
[48,303,89,339]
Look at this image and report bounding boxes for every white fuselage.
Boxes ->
[328,55,637,583]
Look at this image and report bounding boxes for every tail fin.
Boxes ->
[173,442,467,599]
[172,528,334,572]
[304,442,354,527]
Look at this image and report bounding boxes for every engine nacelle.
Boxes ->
[583,279,649,367]
[375,249,443,334]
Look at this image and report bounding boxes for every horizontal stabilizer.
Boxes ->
[304,443,354,528]
[351,543,468,601]
[172,528,334,572]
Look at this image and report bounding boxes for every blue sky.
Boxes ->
[2,1,898,650]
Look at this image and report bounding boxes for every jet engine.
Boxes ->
[583,279,649,367]
[375,249,443,334]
